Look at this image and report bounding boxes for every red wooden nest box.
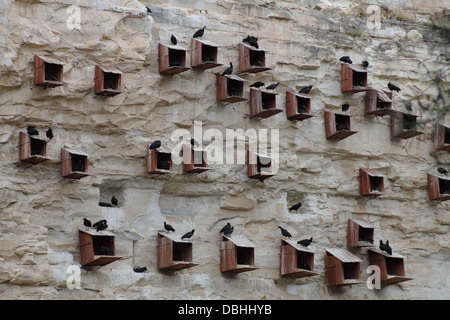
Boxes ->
[34,55,64,88]
[368,248,413,286]
[390,111,423,140]
[280,239,318,278]
[220,235,258,273]
[19,132,50,164]
[191,38,223,69]
[247,150,275,181]
[216,73,247,103]
[61,147,89,179]
[94,65,122,96]
[324,111,357,140]
[365,89,393,116]
[347,218,375,247]
[158,43,190,74]
[325,248,362,286]
[79,228,122,267]
[434,123,450,152]
[249,88,283,119]
[238,43,271,73]
[341,64,370,93]
[427,174,450,201]
[147,145,172,174]
[286,91,313,121]
[182,143,209,173]
[360,168,385,197]
[157,232,198,272]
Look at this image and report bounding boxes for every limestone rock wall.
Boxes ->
[0,0,449,299]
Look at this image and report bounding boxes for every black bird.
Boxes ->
[93,219,108,232]
[405,101,413,112]
[82,218,92,229]
[339,56,353,64]
[342,102,349,112]
[171,34,177,45]
[250,81,264,88]
[99,202,112,207]
[336,123,349,131]
[193,26,206,38]
[97,245,114,255]
[362,60,369,68]
[297,237,313,247]
[437,167,448,175]
[149,140,161,150]
[300,263,311,271]
[133,266,147,273]
[288,201,302,212]
[164,221,176,233]
[46,128,53,140]
[45,75,57,81]
[158,160,171,171]
[219,223,234,236]
[379,240,392,255]
[111,196,118,207]
[243,35,259,49]
[387,82,401,92]
[190,138,199,147]
[27,126,39,136]
[145,5,152,13]
[358,236,374,244]
[278,226,292,238]
[221,62,233,76]
[265,82,279,90]
[298,85,312,94]
[181,229,195,240]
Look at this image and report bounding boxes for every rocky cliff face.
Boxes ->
[0,0,449,300]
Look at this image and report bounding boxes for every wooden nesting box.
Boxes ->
[158,43,190,74]
[390,111,423,139]
[325,248,362,286]
[286,91,313,121]
[191,38,223,69]
[360,168,385,197]
[18,132,50,164]
[368,248,412,286]
[434,123,450,152]
[324,111,357,140]
[341,64,370,93]
[249,88,283,119]
[157,232,198,272]
[427,174,450,201]
[247,150,275,181]
[147,145,172,174]
[347,219,375,247]
[238,43,270,73]
[61,147,89,179]
[94,65,122,96]
[34,55,64,88]
[79,229,122,267]
[220,235,258,273]
[182,143,209,173]
[365,89,393,116]
[216,73,247,103]
[280,239,318,278]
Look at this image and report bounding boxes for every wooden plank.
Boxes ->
[324,111,336,138]
[220,240,237,272]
